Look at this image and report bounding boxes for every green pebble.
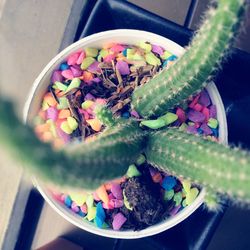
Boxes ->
[159,112,178,125]
[145,52,161,66]
[138,42,152,53]
[81,100,94,109]
[133,53,145,61]
[188,121,195,126]
[57,97,69,110]
[126,48,135,60]
[66,78,81,92]
[135,154,146,166]
[207,118,218,129]
[54,81,68,91]
[81,57,95,70]
[33,116,44,125]
[99,49,109,58]
[60,121,73,134]
[47,119,57,137]
[182,198,187,207]
[42,100,49,111]
[141,119,166,129]
[126,164,141,178]
[123,190,132,211]
[85,48,99,57]
[67,116,78,131]
[179,123,188,131]
[87,206,96,221]
[164,189,174,201]
[173,192,183,206]
[161,50,172,60]
[86,194,94,209]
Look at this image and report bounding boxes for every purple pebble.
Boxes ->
[200,123,213,135]
[187,125,197,134]
[188,110,205,123]
[209,105,217,118]
[56,128,70,143]
[70,65,82,77]
[88,61,100,73]
[169,205,181,216]
[111,183,123,199]
[152,44,164,55]
[149,167,157,177]
[84,93,95,101]
[130,110,140,118]
[92,77,102,83]
[47,107,58,121]
[199,90,211,107]
[116,60,130,75]
[112,212,127,230]
[51,70,63,83]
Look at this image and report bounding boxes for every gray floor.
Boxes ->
[0,0,250,249]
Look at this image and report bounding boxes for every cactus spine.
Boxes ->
[146,128,250,203]
[132,0,245,118]
[0,99,146,189]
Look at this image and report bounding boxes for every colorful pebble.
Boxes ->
[112,213,127,230]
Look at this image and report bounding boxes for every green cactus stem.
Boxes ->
[132,0,246,118]
[145,128,250,203]
[94,105,116,127]
[0,98,146,189]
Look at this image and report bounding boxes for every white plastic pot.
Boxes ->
[24,29,228,239]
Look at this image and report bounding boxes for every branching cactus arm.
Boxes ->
[132,0,246,118]
[146,128,250,203]
[0,99,146,189]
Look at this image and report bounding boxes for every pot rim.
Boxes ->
[23,29,228,239]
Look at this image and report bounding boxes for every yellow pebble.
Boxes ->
[81,100,94,109]
[67,116,78,131]
[60,121,73,134]
[69,192,88,206]
[87,207,96,221]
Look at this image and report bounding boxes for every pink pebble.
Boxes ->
[110,44,125,53]
[103,54,116,63]
[70,65,82,77]
[111,183,123,199]
[152,44,164,55]
[112,213,127,230]
[61,69,74,79]
[88,61,100,73]
[47,107,58,121]
[61,194,67,202]
[193,103,203,112]
[79,109,90,120]
[130,110,140,118]
[110,199,124,208]
[93,192,101,201]
[176,108,186,122]
[67,52,80,66]
[189,94,200,108]
[80,204,88,213]
[116,60,130,75]
[71,201,80,213]
[95,98,107,106]
[108,193,115,200]
[86,108,93,115]
[103,202,114,210]
[169,205,181,216]
[194,122,201,128]
[202,107,210,122]
[51,70,63,83]
[77,51,86,65]
[188,110,205,123]
[209,105,217,118]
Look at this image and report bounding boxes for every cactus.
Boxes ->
[0,0,249,212]
[131,0,245,118]
[0,99,146,189]
[145,128,250,203]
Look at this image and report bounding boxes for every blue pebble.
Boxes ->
[60,62,69,71]
[197,128,203,135]
[168,55,178,61]
[64,196,72,208]
[162,176,177,191]
[122,49,127,56]
[211,128,218,137]
[163,60,168,68]
[78,211,86,217]
[96,202,105,219]
[122,112,130,118]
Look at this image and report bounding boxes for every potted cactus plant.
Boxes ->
[0,0,249,236]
